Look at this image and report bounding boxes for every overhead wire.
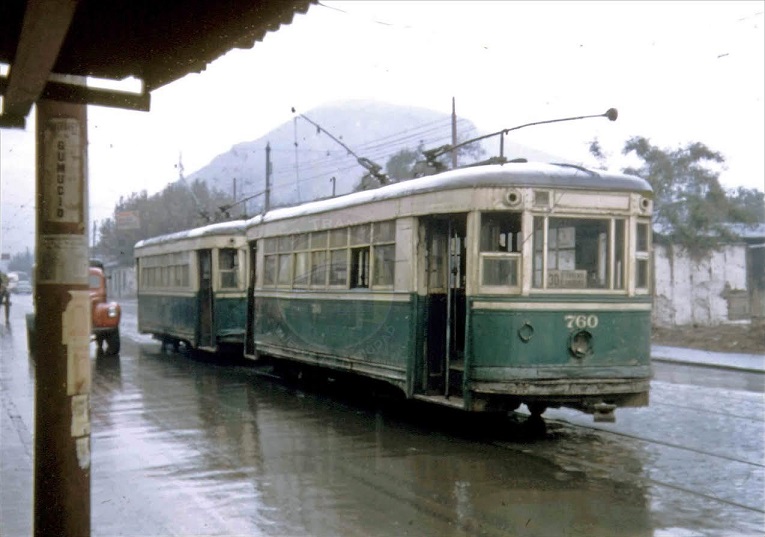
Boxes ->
[269,118,477,182]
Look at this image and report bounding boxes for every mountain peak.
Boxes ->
[187,99,563,214]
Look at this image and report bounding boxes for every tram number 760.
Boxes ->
[564,314,599,329]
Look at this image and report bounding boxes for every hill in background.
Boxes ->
[186,99,564,216]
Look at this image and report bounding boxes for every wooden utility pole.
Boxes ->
[34,99,91,536]
[451,97,458,169]
[265,142,271,213]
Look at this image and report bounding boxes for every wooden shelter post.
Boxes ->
[33,98,91,537]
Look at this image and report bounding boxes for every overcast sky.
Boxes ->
[1,0,763,256]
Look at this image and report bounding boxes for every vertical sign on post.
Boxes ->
[34,101,91,537]
[44,118,82,223]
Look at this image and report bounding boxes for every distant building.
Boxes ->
[103,259,136,299]
[653,224,765,327]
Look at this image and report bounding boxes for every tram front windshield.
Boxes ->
[532,216,626,291]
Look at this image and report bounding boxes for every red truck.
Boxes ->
[89,260,121,355]
[26,260,121,355]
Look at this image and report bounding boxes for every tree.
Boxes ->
[8,248,34,275]
[355,138,486,192]
[591,136,764,255]
[385,147,420,181]
[95,179,236,265]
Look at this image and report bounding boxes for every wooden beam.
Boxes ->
[1,0,79,120]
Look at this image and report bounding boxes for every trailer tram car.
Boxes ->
[243,162,653,422]
[135,220,249,353]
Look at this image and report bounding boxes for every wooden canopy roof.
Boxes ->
[0,0,314,128]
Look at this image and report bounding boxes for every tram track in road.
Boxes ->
[496,431,765,517]
[649,399,765,423]
[494,415,765,521]
[543,416,765,469]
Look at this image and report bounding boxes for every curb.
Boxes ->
[651,356,765,375]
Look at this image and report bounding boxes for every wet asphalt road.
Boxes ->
[2,294,764,536]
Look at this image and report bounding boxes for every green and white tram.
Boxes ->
[135,220,249,352]
[243,162,653,422]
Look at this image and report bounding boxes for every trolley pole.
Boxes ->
[34,98,91,537]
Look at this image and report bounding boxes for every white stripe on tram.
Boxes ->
[472,301,651,311]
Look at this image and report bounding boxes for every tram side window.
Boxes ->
[310,231,328,287]
[219,248,239,289]
[263,238,277,287]
[349,224,370,289]
[140,254,189,289]
[277,252,292,286]
[614,220,626,289]
[293,233,310,288]
[350,247,369,288]
[636,221,650,291]
[259,222,395,290]
[372,220,396,287]
[328,228,348,287]
[481,212,522,253]
[480,212,521,289]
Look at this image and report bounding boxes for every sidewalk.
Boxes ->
[651,345,765,373]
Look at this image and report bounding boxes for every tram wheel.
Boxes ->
[527,402,548,418]
[104,328,120,355]
[524,414,547,437]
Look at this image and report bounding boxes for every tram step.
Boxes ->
[449,360,465,372]
[413,394,465,409]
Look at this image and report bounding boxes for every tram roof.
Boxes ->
[135,162,651,250]
[250,162,652,227]
[134,219,247,250]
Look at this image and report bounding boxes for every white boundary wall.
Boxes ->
[107,266,136,298]
[653,243,748,326]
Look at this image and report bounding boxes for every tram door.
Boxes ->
[244,241,257,357]
[423,214,467,397]
[197,249,214,348]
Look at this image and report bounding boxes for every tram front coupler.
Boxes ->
[592,402,617,423]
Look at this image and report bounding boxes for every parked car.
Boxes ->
[14,280,32,294]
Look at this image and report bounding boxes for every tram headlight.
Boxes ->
[569,330,593,359]
[504,189,522,207]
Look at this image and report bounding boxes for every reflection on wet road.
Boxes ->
[89,346,655,537]
[2,295,763,536]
